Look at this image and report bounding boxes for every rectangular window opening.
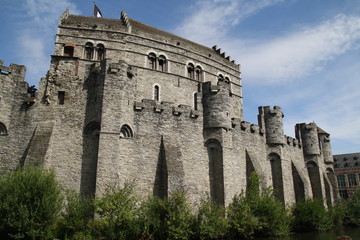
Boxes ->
[58,91,65,105]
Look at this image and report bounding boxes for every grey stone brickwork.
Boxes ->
[0,10,336,206]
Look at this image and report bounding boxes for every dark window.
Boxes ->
[154,85,160,101]
[148,53,156,70]
[120,124,134,138]
[85,42,94,60]
[339,190,349,199]
[58,91,65,105]
[0,122,7,135]
[195,66,202,81]
[337,175,346,187]
[348,174,357,186]
[158,55,167,72]
[64,46,74,57]
[187,63,195,79]
[194,92,198,110]
[97,44,105,60]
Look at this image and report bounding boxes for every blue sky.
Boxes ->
[1,0,360,154]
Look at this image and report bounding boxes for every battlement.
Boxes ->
[285,135,301,148]
[134,99,199,118]
[0,60,26,76]
[212,45,237,65]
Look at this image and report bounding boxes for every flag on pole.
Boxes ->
[93,4,102,17]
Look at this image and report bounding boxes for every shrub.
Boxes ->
[55,190,94,239]
[292,198,332,232]
[227,193,258,239]
[227,173,291,239]
[94,182,141,240]
[193,196,228,240]
[0,166,62,239]
[139,190,194,240]
[344,189,360,226]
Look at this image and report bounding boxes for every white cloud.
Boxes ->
[234,14,360,84]
[15,0,80,85]
[175,0,285,45]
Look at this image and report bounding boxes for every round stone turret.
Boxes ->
[318,132,333,164]
[202,81,231,129]
[262,106,285,145]
[298,123,320,155]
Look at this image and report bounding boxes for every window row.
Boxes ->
[152,84,198,110]
[337,174,360,187]
[63,42,106,61]
[148,53,167,72]
[146,53,207,82]
[84,42,106,60]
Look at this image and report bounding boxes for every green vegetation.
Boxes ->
[292,198,333,232]
[0,166,62,240]
[228,173,292,239]
[1,166,360,239]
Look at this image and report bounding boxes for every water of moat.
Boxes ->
[255,226,360,240]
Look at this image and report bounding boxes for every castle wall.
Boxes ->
[0,11,336,208]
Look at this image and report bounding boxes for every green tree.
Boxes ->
[292,198,332,232]
[0,166,62,239]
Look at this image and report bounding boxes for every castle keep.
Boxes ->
[0,10,336,206]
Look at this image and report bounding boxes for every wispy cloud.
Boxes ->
[175,0,285,45]
[15,0,80,85]
[238,14,360,84]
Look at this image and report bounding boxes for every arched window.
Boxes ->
[224,76,230,83]
[97,44,105,60]
[0,122,8,135]
[195,66,202,81]
[84,42,94,60]
[154,85,160,101]
[218,74,224,82]
[187,63,195,79]
[158,55,167,72]
[148,53,156,70]
[120,124,134,138]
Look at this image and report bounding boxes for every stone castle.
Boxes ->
[0,10,336,206]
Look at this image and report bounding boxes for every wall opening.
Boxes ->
[81,122,100,198]
[292,162,305,202]
[63,46,74,57]
[58,91,65,105]
[0,122,8,135]
[97,44,105,60]
[206,139,224,205]
[120,124,133,138]
[269,153,284,203]
[307,161,323,200]
[154,85,160,101]
[85,42,94,60]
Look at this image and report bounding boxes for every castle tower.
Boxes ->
[202,80,231,129]
[259,106,285,145]
[296,123,320,156]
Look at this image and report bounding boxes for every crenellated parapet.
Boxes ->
[296,122,320,156]
[134,99,199,119]
[212,45,238,65]
[202,81,231,129]
[285,135,302,148]
[0,60,27,78]
[258,106,285,145]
